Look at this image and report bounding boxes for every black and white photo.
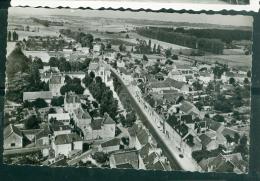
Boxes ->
[4,7,252,173]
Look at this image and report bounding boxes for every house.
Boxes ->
[199,134,218,151]
[51,122,72,137]
[127,124,150,150]
[199,153,248,173]
[49,75,65,96]
[48,113,71,125]
[168,69,185,82]
[164,117,202,158]
[72,107,92,128]
[64,92,81,114]
[197,72,214,84]
[100,138,121,153]
[93,44,102,53]
[87,114,116,140]
[221,71,247,84]
[109,150,141,169]
[88,60,111,83]
[23,91,53,103]
[179,101,202,119]
[148,78,190,94]
[172,64,193,75]
[4,124,23,149]
[53,133,83,157]
[35,126,52,157]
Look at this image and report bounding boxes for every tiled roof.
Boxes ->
[206,119,222,132]
[103,113,115,125]
[179,101,195,114]
[143,152,158,165]
[23,91,53,101]
[91,117,103,130]
[48,113,70,121]
[139,143,153,159]
[199,134,212,147]
[73,107,91,120]
[50,75,62,84]
[181,114,193,124]
[175,64,192,70]
[221,128,239,138]
[208,154,234,173]
[101,138,120,148]
[111,151,139,169]
[54,133,82,145]
[149,78,186,90]
[65,92,81,103]
[136,128,149,146]
[52,124,71,132]
[4,124,23,139]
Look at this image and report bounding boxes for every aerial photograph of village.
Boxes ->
[4,7,252,173]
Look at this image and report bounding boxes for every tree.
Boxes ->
[125,34,129,38]
[6,43,30,79]
[48,107,56,114]
[83,73,94,87]
[51,96,64,107]
[234,133,240,144]
[32,98,48,108]
[25,115,41,129]
[165,59,173,65]
[165,49,172,58]
[247,70,251,78]
[172,54,178,60]
[229,77,236,85]
[225,135,233,144]
[153,44,156,54]
[213,114,225,122]
[8,31,11,41]
[244,78,249,84]
[142,54,148,61]
[125,111,137,127]
[106,43,112,49]
[192,81,203,91]
[119,44,126,52]
[92,152,108,163]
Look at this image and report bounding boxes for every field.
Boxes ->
[191,54,251,70]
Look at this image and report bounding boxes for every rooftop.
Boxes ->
[54,133,82,145]
[4,124,23,139]
[101,138,120,148]
[23,91,53,102]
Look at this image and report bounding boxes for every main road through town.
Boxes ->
[110,66,201,172]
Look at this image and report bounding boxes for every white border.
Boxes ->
[11,0,259,12]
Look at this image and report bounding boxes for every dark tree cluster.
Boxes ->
[6,45,49,103]
[136,27,224,54]
[8,31,19,42]
[60,76,85,95]
[48,56,91,72]
[51,96,64,107]
[84,73,118,120]
[23,98,48,109]
[60,29,94,48]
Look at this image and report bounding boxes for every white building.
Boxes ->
[88,60,111,83]
[53,133,83,157]
[48,113,71,125]
[64,92,81,114]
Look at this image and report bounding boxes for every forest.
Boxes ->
[136,27,225,54]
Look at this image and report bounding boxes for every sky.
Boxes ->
[8,7,253,27]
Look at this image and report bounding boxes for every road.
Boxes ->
[3,145,49,156]
[110,66,201,171]
[67,148,98,166]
